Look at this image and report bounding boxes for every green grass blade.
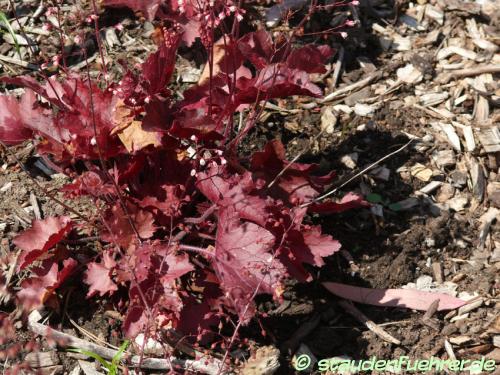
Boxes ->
[111,340,130,370]
[67,348,111,370]
[0,11,22,59]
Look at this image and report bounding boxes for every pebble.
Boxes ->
[433,150,456,168]
[411,163,433,182]
[425,237,436,247]
[370,166,391,181]
[0,181,12,192]
[487,348,500,362]
[436,184,455,203]
[494,336,500,348]
[321,106,337,134]
[450,170,468,188]
[422,134,434,143]
[354,103,376,117]
[487,182,500,208]
[340,153,358,169]
[448,195,469,212]
[442,324,458,336]
[491,247,500,263]
[449,336,472,345]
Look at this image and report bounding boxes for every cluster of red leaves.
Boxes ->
[0,11,367,341]
[104,0,244,46]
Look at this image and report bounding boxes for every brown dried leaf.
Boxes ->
[111,100,162,152]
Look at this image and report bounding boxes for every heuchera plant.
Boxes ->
[0,0,365,345]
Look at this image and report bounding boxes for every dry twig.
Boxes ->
[338,300,401,345]
[28,321,229,374]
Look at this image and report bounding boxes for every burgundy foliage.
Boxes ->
[1,16,366,342]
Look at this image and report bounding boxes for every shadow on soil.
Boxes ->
[240,127,451,373]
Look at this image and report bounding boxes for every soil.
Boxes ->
[0,0,499,374]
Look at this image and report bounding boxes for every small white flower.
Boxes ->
[190,135,197,141]
[90,137,97,146]
[190,169,197,176]
[199,158,206,166]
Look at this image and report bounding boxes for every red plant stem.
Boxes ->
[91,0,108,80]
[217,213,297,375]
[55,5,67,69]
[208,7,215,118]
[82,49,142,244]
[92,200,154,322]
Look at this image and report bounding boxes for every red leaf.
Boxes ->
[297,226,341,267]
[0,90,53,145]
[17,258,77,311]
[179,19,201,46]
[123,244,193,337]
[101,202,156,249]
[235,64,323,105]
[136,184,186,219]
[84,250,118,297]
[237,30,277,70]
[3,75,124,161]
[1,76,68,109]
[62,171,115,197]
[308,192,370,214]
[117,40,179,107]
[103,0,164,20]
[250,140,334,204]
[14,216,73,271]
[237,30,333,74]
[197,166,269,226]
[286,45,334,74]
[214,208,285,323]
[276,224,341,282]
[323,282,466,311]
